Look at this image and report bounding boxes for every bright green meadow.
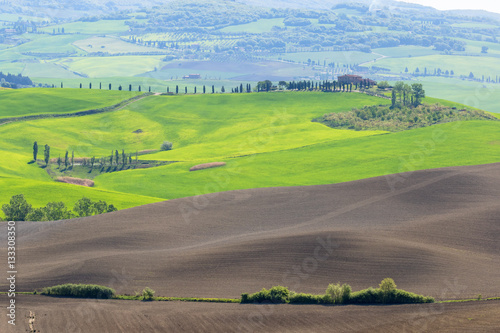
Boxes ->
[1,89,499,216]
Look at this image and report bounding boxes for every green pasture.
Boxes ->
[414,77,500,113]
[1,90,499,215]
[72,36,158,54]
[373,54,500,78]
[60,56,165,77]
[0,88,141,118]
[96,117,500,200]
[38,20,132,35]
[373,46,441,58]
[220,18,285,33]
[271,51,377,65]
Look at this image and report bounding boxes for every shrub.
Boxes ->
[289,292,326,304]
[242,286,290,304]
[326,283,351,304]
[41,284,115,299]
[160,141,173,151]
[142,287,155,301]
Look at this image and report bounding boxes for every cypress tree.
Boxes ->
[33,141,38,161]
[44,144,50,166]
[64,151,69,169]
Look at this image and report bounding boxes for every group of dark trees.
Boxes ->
[0,72,33,88]
[1,194,116,222]
[391,82,425,109]
[33,142,139,170]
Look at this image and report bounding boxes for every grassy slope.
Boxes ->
[96,120,500,199]
[0,88,141,118]
[373,54,500,77]
[1,90,499,213]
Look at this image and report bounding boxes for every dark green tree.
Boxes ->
[115,150,119,166]
[2,194,32,221]
[64,151,69,169]
[89,83,92,89]
[33,141,38,161]
[90,156,95,169]
[176,85,179,94]
[212,85,215,94]
[221,86,225,93]
[71,151,74,168]
[411,83,425,107]
[129,84,132,91]
[43,202,72,221]
[203,85,206,94]
[57,155,61,169]
[80,83,82,88]
[109,83,112,90]
[44,144,50,166]
[73,197,94,217]
[122,149,126,167]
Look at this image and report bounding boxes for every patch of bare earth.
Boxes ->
[56,177,94,187]
[1,295,500,333]
[189,162,226,171]
[2,163,500,331]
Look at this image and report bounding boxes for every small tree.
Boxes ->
[122,149,126,167]
[115,150,119,165]
[64,151,69,169]
[57,155,62,169]
[142,287,155,301]
[2,194,32,221]
[73,197,94,217]
[90,156,95,169]
[160,141,173,151]
[71,151,74,168]
[33,141,38,161]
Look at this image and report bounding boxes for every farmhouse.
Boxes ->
[338,74,376,86]
[182,74,201,79]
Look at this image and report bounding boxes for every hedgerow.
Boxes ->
[241,278,434,305]
[41,284,116,299]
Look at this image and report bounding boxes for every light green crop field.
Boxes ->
[413,77,500,113]
[373,54,500,78]
[72,36,158,54]
[38,20,132,35]
[451,23,499,29]
[1,90,499,215]
[18,62,81,79]
[269,51,377,65]
[0,88,141,118]
[220,18,285,33]
[373,46,441,58]
[61,56,165,77]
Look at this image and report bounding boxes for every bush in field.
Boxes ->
[41,284,115,299]
[160,141,173,151]
[241,286,290,304]
[142,287,155,301]
[242,279,433,305]
[2,194,32,221]
[326,283,352,304]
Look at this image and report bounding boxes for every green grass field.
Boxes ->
[0,88,141,119]
[269,51,377,66]
[38,20,132,35]
[372,46,441,58]
[373,54,500,78]
[1,90,499,216]
[61,56,165,77]
[220,18,285,33]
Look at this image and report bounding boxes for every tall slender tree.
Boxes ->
[71,151,74,168]
[33,141,38,161]
[44,144,50,166]
[64,151,69,169]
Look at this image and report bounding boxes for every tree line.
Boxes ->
[1,194,116,221]
[33,142,140,170]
